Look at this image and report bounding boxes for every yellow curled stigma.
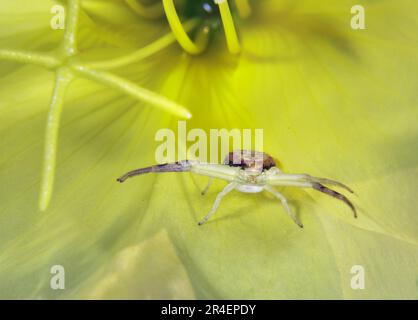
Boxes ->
[234,0,251,18]
[215,0,241,54]
[125,0,164,19]
[162,0,210,55]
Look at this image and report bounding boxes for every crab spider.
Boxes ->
[117,150,356,228]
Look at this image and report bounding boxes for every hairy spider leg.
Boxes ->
[201,178,214,195]
[267,174,357,218]
[117,161,193,183]
[311,182,357,218]
[283,174,354,194]
[198,182,238,226]
[264,185,303,228]
[118,162,239,183]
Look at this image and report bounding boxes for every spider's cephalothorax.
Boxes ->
[117,150,357,228]
[224,150,276,172]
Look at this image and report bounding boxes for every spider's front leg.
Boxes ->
[117,160,194,182]
[117,161,239,183]
[266,172,357,218]
[118,161,240,225]
[282,174,354,194]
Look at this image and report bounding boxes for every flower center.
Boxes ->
[161,0,244,54]
[184,0,221,27]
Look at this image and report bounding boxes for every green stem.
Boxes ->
[0,49,60,69]
[63,0,80,56]
[39,67,73,211]
[71,64,192,119]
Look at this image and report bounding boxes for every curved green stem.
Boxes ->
[216,0,241,54]
[0,49,60,69]
[39,67,73,211]
[162,0,210,55]
[71,64,192,119]
[125,0,164,19]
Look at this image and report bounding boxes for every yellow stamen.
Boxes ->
[84,20,198,70]
[125,0,164,19]
[162,0,210,55]
[39,67,73,211]
[215,0,241,54]
[71,64,192,119]
[234,0,251,18]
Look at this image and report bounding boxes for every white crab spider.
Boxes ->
[117,150,356,228]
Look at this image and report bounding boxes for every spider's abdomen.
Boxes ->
[224,150,276,172]
[236,184,264,193]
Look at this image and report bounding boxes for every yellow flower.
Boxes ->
[0,0,417,299]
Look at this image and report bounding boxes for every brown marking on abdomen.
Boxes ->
[224,150,277,172]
